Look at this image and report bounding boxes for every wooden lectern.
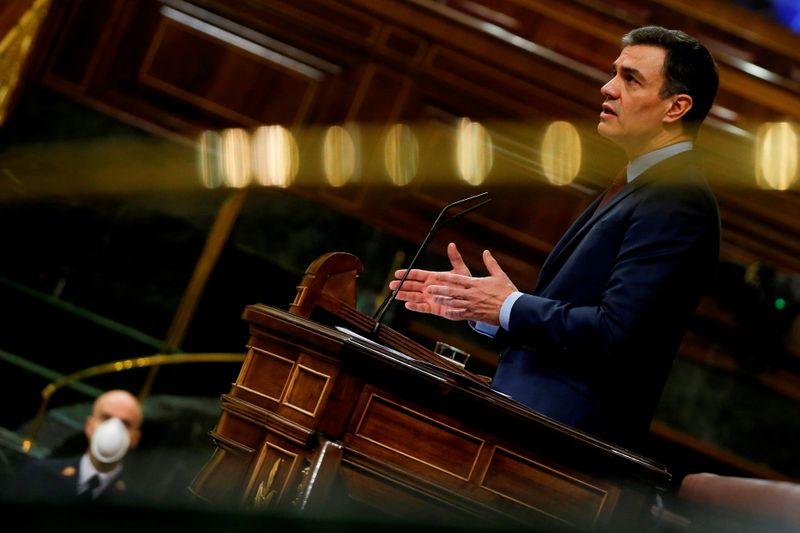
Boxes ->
[190,253,671,529]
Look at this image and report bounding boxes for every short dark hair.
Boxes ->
[622,26,719,136]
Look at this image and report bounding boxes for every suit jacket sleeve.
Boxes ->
[506,178,719,360]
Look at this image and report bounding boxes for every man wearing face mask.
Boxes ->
[14,389,143,503]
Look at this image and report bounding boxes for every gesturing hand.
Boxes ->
[389,243,517,325]
[389,242,472,318]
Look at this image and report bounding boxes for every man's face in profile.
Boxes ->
[598,44,676,157]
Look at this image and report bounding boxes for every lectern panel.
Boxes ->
[351,393,484,481]
[282,363,332,418]
[243,441,301,510]
[239,345,294,403]
[481,446,612,529]
[215,411,266,451]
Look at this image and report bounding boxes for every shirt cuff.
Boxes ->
[499,291,523,331]
[468,291,523,337]
[469,320,499,338]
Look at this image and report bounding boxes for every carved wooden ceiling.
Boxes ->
[10,0,795,273]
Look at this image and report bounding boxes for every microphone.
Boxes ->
[371,192,492,336]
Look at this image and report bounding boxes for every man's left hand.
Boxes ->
[426,250,517,325]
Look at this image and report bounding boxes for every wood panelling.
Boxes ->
[481,446,612,529]
[376,25,427,66]
[345,64,413,123]
[243,439,300,509]
[281,361,333,418]
[350,392,484,481]
[220,393,315,447]
[139,15,322,126]
[336,462,481,521]
[189,448,250,505]
[717,189,800,272]
[215,406,267,452]
[41,0,117,90]
[0,0,35,36]
[238,345,294,405]
[423,44,594,118]
[208,0,383,50]
[444,0,628,72]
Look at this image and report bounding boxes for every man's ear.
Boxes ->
[85,416,95,441]
[664,94,693,124]
[129,428,142,449]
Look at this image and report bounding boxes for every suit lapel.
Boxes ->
[535,152,695,291]
[538,193,603,277]
[535,190,631,291]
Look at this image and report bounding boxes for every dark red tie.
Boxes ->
[597,166,627,211]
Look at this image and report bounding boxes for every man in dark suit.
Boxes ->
[390,26,720,447]
[14,389,143,504]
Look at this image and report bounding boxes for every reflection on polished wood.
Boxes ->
[191,253,671,528]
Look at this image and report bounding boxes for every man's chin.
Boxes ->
[597,121,615,139]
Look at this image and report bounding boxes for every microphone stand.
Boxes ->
[371,192,492,337]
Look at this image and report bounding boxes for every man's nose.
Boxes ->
[601,78,617,98]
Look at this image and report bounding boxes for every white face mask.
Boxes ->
[90,418,130,464]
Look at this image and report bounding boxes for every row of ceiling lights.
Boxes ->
[197,120,798,191]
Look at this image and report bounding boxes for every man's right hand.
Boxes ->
[389,242,471,319]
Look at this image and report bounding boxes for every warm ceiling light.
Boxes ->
[384,124,419,186]
[221,128,252,188]
[755,122,798,191]
[197,130,223,189]
[541,121,582,186]
[323,125,357,187]
[456,118,493,186]
[252,125,298,188]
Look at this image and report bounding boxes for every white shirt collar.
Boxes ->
[79,452,122,496]
[627,141,693,183]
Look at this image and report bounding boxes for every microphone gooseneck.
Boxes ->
[371,192,492,336]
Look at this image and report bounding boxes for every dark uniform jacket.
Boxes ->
[13,456,131,504]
